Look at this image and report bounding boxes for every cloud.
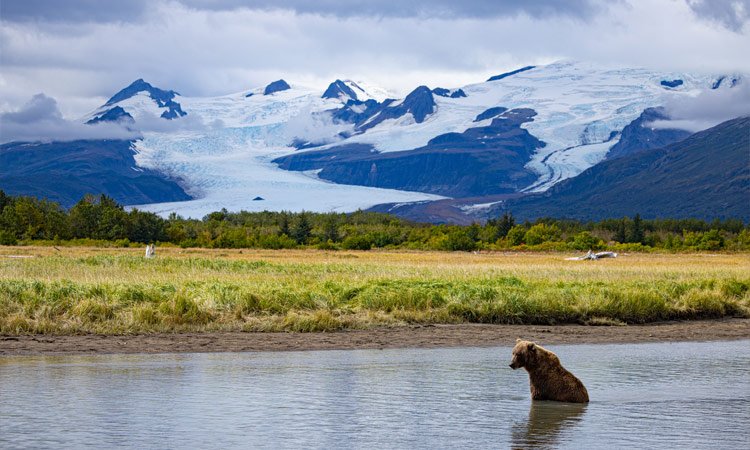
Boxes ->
[281,106,353,145]
[1,92,62,123]
[0,91,230,143]
[686,0,749,31]
[0,0,748,120]
[651,81,750,132]
[133,110,217,134]
[0,0,150,23]
[187,0,608,20]
[1,0,604,23]
[0,93,139,143]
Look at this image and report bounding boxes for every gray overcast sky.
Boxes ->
[1,0,748,118]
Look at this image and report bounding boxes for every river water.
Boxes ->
[1,340,748,449]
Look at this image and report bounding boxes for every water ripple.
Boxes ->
[1,341,748,449]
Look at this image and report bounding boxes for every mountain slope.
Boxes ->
[274,108,543,197]
[494,117,750,221]
[0,140,190,208]
[606,107,691,160]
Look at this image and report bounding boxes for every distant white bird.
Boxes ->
[145,244,155,259]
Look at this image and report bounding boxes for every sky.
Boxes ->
[0,0,749,121]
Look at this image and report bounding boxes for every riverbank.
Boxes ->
[2,319,748,356]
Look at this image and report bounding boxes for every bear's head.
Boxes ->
[509,339,538,370]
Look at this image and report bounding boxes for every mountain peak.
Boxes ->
[432,87,467,98]
[354,85,436,133]
[105,79,179,106]
[264,79,291,95]
[322,79,358,101]
[400,86,435,122]
[99,79,186,120]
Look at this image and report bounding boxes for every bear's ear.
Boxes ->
[516,338,522,343]
[527,342,536,351]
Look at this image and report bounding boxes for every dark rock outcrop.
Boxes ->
[264,79,291,95]
[86,106,134,124]
[432,88,467,98]
[660,79,684,88]
[322,80,358,101]
[274,108,543,197]
[357,86,436,132]
[606,107,691,160]
[487,66,535,82]
[474,107,508,122]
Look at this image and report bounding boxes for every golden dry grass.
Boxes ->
[1,246,748,334]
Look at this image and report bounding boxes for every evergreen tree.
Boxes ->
[496,212,515,240]
[128,209,167,243]
[292,212,312,244]
[628,214,645,244]
[69,195,99,238]
[466,223,481,242]
[614,219,627,243]
[278,213,290,237]
[0,190,10,213]
[322,214,339,242]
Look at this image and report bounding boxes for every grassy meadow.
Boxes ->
[0,246,748,334]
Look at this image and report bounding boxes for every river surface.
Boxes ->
[1,340,748,449]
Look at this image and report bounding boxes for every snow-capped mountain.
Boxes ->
[312,61,721,193]
[16,61,741,218]
[87,79,187,123]
[91,78,444,216]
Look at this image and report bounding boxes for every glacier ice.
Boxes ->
[94,62,718,216]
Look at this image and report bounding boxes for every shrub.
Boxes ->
[256,233,297,249]
[317,239,338,250]
[0,230,18,245]
[341,235,373,250]
[524,223,561,245]
[697,229,725,251]
[439,230,477,251]
[505,225,527,246]
[569,231,605,250]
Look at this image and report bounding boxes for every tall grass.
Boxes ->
[0,247,748,334]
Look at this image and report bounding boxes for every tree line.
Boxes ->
[0,191,748,251]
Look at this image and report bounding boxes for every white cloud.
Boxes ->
[0,94,139,143]
[651,81,750,132]
[0,0,605,23]
[686,0,750,31]
[133,110,217,134]
[0,0,748,119]
[281,106,354,145]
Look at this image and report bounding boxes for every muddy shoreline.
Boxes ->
[1,319,747,356]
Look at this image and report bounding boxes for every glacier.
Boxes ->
[87,61,724,217]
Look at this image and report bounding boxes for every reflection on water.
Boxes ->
[512,401,587,448]
[1,340,748,449]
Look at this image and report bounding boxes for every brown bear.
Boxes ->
[509,339,589,403]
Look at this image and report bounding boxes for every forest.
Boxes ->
[1,191,747,251]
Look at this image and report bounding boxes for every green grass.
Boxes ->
[0,247,748,334]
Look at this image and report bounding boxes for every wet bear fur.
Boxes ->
[510,339,589,403]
